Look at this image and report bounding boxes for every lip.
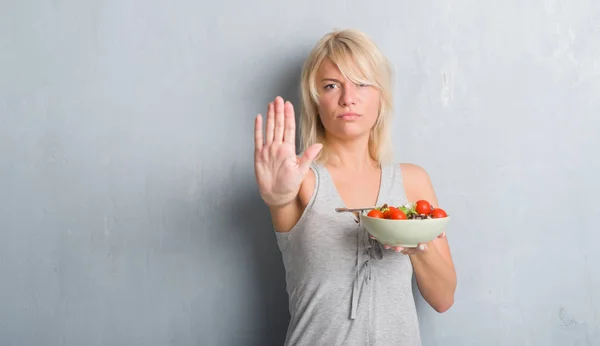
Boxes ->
[337,112,361,119]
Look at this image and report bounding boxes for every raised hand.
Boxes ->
[254,96,322,207]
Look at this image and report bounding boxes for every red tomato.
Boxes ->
[430,208,447,218]
[415,200,433,215]
[367,209,385,218]
[383,206,399,219]
[387,208,407,220]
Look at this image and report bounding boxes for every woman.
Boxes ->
[253,28,456,346]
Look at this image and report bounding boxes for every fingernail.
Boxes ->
[395,247,403,252]
[384,245,390,249]
[419,244,426,251]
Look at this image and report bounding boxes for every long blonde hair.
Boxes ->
[299,28,394,165]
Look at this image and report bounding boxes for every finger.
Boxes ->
[265,102,275,145]
[384,245,390,250]
[298,143,323,174]
[394,246,404,253]
[401,247,417,255]
[254,114,263,153]
[274,97,285,143]
[283,101,296,144]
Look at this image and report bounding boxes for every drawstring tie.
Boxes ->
[350,218,384,319]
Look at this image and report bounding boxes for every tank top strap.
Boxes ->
[305,162,323,209]
[377,163,391,205]
[311,162,337,186]
[385,162,409,207]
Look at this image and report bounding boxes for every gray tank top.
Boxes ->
[274,163,422,346]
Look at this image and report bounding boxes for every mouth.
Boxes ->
[337,112,361,120]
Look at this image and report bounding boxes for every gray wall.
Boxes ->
[1,0,599,345]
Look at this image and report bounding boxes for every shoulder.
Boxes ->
[399,162,429,180]
[398,163,438,205]
[400,162,430,184]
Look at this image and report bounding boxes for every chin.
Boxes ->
[329,125,370,140]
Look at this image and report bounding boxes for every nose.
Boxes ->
[339,84,357,107]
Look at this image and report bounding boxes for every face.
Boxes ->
[314,58,381,141]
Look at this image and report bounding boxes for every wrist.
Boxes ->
[261,192,297,208]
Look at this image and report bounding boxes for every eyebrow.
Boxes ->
[320,78,342,83]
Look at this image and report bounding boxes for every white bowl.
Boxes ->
[359,214,450,247]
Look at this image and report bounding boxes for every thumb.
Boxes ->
[298,143,323,174]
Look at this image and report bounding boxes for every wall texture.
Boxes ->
[1,0,599,345]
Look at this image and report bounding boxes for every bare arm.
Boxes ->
[402,163,457,313]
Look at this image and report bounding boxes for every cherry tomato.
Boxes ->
[367,209,385,218]
[430,208,447,218]
[415,200,433,215]
[383,206,399,219]
[387,208,407,220]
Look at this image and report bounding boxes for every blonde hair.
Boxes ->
[299,28,394,165]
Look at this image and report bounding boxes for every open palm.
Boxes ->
[254,97,322,207]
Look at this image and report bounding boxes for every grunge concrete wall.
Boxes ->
[1,0,599,345]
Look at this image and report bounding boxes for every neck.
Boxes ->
[323,133,378,172]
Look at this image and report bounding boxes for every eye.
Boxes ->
[324,84,338,90]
